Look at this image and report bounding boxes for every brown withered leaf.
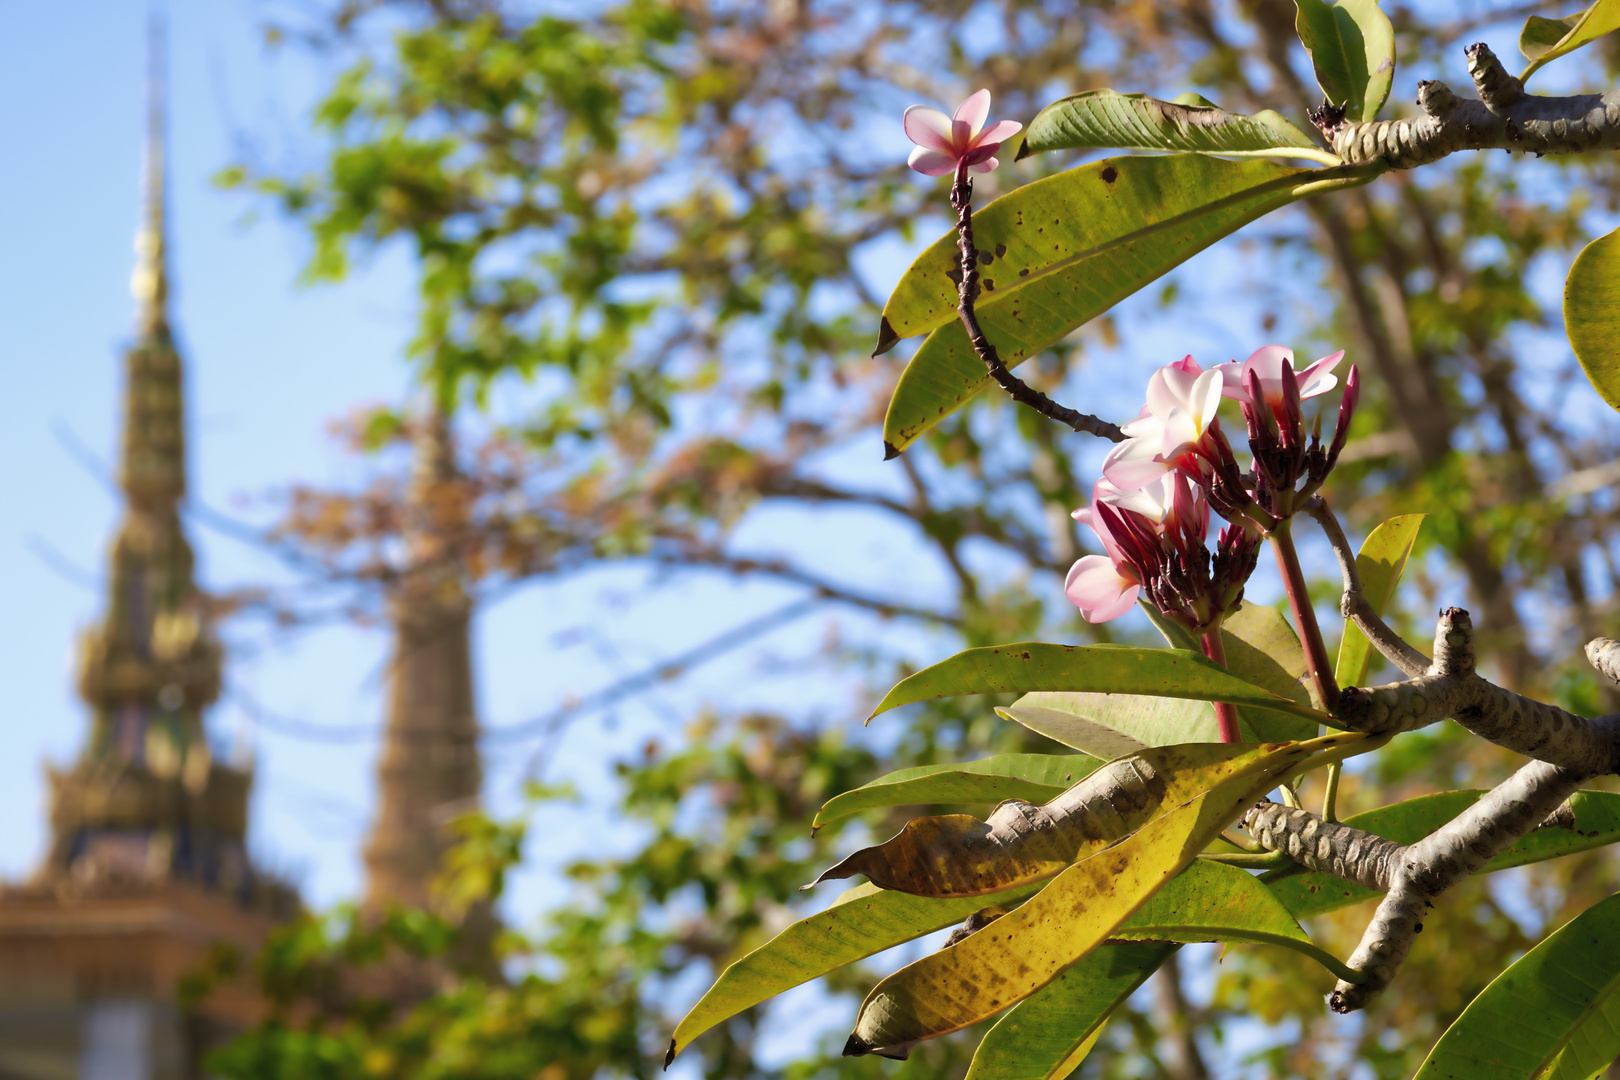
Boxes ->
[806,742,1283,898]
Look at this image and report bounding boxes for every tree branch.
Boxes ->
[1332,608,1620,775]
[947,170,1125,445]
[1327,758,1584,1012]
[1322,43,1620,169]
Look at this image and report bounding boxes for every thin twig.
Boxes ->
[948,168,1124,444]
[1303,496,1430,679]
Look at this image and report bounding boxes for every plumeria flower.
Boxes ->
[1101,356,1225,491]
[903,89,1023,177]
[1215,345,1345,415]
[1066,475,1206,623]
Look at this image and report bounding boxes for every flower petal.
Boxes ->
[975,119,1023,148]
[907,146,959,176]
[962,142,999,167]
[966,154,1000,174]
[1212,360,1248,402]
[1296,349,1346,399]
[1245,345,1294,383]
[1102,437,1170,490]
[1065,556,1141,623]
[954,89,992,139]
[1190,367,1224,433]
[902,105,956,152]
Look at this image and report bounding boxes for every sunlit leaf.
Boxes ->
[999,607,1317,756]
[1334,514,1425,689]
[1414,891,1620,1078]
[876,156,1375,454]
[1222,603,1321,737]
[843,736,1355,1057]
[811,753,1103,833]
[962,942,1174,1080]
[869,643,1331,724]
[810,743,1294,897]
[665,880,1042,1065]
[1520,0,1620,80]
[1018,90,1335,163]
[1566,224,1620,414]
[1294,0,1396,122]
[1114,859,1312,948]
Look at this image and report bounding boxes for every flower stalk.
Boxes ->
[1270,518,1340,712]
[1197,627,1242,743]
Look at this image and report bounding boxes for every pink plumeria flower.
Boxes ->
[1214,345,1345,415]
[1101,356,1225,491]
[903,89,1023,177]
[1066,475,1207,623]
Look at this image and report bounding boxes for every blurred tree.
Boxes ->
[205,1,1620,1077]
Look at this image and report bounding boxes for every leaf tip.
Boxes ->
[873,316,900,357]
[1014,138,1033,162]
[842,1034,874,1058]
[883,440,903,461]
[665,1038,678,1069]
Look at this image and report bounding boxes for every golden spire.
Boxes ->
[131,14,169,339]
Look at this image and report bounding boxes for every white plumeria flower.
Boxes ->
[1101,356,1224,491]
[1214,345,1346,412]
[903,89,1023,176]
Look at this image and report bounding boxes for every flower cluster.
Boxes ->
[1066,346,1358,631]
[1066,473,1259,630]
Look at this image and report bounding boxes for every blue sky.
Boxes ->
[0,0,956,918]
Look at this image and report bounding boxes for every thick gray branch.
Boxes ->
[1323,43,1620,169]
[1242,801,1402,891]
[1328,760,1584,1011]
[1335,608,1620,775]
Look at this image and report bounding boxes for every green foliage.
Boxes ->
[1020,90,1332,163]
[1566,223,1620,414]
[1414,891,1620,1078]
[878,156,1374,453]
[962,942,1173,1080]
[842,738,1353,1057]
[1520,0,1620,81]
[869,643,1329,724]
[810,753,1103,832]
[230,0,1620,1075]
[1293,0,1396,122]
[1334,514,1424,689]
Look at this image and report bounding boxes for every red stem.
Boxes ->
[1269,519,1340,712]
[1198,629,1242,743]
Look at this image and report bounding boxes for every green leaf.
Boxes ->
[1018,90,1336,164]
[963,942,1174,1080]
[869,642,1332,725]
[1520,0,1620,81]
[1294,0,1396,122]
[1114,858,1312,947]
[810,753,1103,833]
[665,879,1042,1064]
[844,737,1352,1057]
[1333,514,1425,689]
[1222,603,1321,739]
[1566,224,1620,414]
[876,155,1376,454]
[998,693,1229,758]
[1414,891,1620,1079]
[1267,790,1620,920]
[962,861,1322,1080]
[998,605,1315,759]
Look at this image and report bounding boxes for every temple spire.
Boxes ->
[131,14,169,340]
